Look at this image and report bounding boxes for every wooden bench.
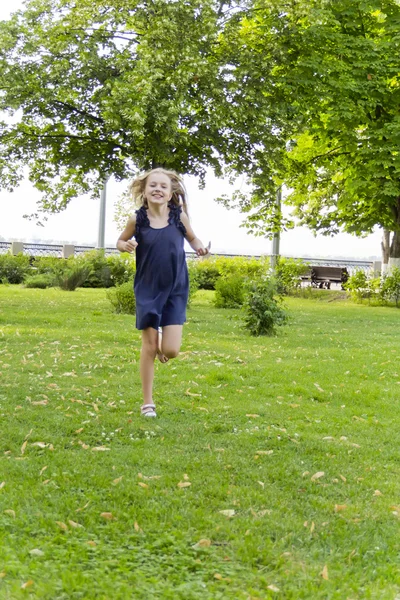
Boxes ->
[309,266,349,289]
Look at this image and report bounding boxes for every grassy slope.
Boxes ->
[0,286,400,599]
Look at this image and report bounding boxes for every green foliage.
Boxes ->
[56,265,90,291]
[0,0,255,219]
[186,260,200,307]
[191,258,221,290]
[0,253,31,284]
[214,274,246,308]
[275,258,309,295]
[345,270,380,304]
[24,273,54,289]
[243,277,288,336]
[189,256,270,291]
[380,268,400,306]
[32,256,68,277]
[75,250,132,289]
[106,281,136,315]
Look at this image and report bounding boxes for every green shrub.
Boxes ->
[345,270,379,303]
[106,281,136,314]
[275,258,310,295]
[32,256,68,278]
[243,277,288,336]
[106,253,136,286]
[56,266,90,291]
[187,260,200,307]
[379,268,400,306]
[0,253,31,284]
[218,256,269,280]
[192,258,221,290]
[75,251,112,288]
[24,274,54,289]
[214,274,246,308]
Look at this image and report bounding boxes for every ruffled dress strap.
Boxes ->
[135,206,150,242]
[168,203,187,236]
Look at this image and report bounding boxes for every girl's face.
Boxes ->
[144,172,172,206]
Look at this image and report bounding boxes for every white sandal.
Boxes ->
[141,404,157,418]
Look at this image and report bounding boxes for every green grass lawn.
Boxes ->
[1,286,400,599]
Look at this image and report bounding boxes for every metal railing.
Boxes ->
[0,241,375,272]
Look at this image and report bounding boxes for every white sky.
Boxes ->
[0,2,382,260]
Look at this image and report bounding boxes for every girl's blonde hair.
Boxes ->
[129,168,189,215]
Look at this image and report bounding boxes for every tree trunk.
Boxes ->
[381,228,391,275]
[388,198,400,271]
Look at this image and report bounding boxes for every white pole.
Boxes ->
[97,178,109,249]
[270,186,282,271]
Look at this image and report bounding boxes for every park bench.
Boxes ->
[308,266,349,289]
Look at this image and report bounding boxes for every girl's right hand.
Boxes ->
[123,238,138,253]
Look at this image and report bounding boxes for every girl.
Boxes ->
[117,168,210,417]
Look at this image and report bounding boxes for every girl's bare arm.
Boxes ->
[180,212,210,256]
[117,216,138,253]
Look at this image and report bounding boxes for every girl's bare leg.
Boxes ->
[160,325,183,359]
[140,328,158,406]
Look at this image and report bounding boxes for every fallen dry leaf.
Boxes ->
[68,520,83,528]
[177,481,191,488]
[339,474,347,482]
[39,466,48,476]
[100,512,114,520]
[255,450,274,456]
[112,476,123,486]
[183,474,190,481]
[4,510,15,518]
[246,414,260,418]
[310,521,315,533]
[311,471,325,482]
[267,584,280,592]
[321,565,329,580]
[31,442,48,448]
[134,521,142,532]
[138,482,149,489]
[334,504,347,512]
[21,580,34,589]
[258,481,265,488]
[193,538,211,549]
[56,521,68,531]
[91,446,110,452]
[219,509,235,518]
[20,440,28,455]
[185,388,201,397]
[29,549,44,557]
[87,541,96,547]
[374,490,383,496]
[76,501,90,513]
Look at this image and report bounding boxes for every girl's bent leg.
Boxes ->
[161,325,183,359]
[140,328,158,407]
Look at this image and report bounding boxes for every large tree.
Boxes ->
[219,0,400,263]
[0,0,262,219]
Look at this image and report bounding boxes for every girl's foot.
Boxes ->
[157,350,169,363]
[141,404,157,417]
[157,328,169,363]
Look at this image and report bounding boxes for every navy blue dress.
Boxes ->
[134,204,189,331]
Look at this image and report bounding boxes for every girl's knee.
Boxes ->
[163,345,180,359]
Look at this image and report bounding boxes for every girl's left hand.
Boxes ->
[196,241,211,256]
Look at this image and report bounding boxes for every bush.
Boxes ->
[106,281,136,314]
[56,266,90,291]
[187,260,200,307]
[0,253,31,284]
[32,256,68,278]
[106,253,136,286]
[24,274,54,289]
[379,268,400,306]
[214,274,246,308]
[275,258,310,295]
[345,270,379,303]
[192,258,221,290]
[243,277,288,336]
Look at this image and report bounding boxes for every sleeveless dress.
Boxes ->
[134,203,189,331]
